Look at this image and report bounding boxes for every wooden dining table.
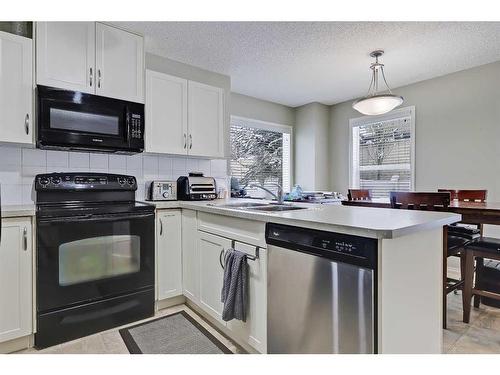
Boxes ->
[342,197,500,328]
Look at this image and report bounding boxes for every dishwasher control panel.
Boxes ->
[266,223,377,269]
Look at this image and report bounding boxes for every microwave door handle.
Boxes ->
[125,108,131,142]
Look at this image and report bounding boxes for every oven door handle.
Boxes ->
[38,212,154,224]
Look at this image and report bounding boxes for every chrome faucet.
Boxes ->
[250,183,284,204]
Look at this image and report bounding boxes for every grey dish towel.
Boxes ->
[221,249,248,322]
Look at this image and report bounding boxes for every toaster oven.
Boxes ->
[177,174,217,200]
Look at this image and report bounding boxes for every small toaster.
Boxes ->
[148,180,177,201]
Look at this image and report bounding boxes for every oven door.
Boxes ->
[37,85,143,153]
[36,211,154,312]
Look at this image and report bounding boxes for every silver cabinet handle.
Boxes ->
[97,69,101,88]
[183,134,187,149]
[159,218,163,236]
[24,114,29,135]
[89,67,93,87]
[219,248,225,269]
[23,227,27,251]
[189,134,193,149]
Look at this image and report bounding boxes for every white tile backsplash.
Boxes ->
[0,145,228,205]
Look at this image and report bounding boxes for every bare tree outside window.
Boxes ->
[230,123,291,197]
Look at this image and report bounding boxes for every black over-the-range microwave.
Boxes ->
[37,85,145,154]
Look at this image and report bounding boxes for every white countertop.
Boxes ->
[146,198,461,239]
[2,205,36,218]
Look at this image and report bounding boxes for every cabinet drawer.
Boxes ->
[197,212,266,248]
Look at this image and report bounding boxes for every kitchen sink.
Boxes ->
[247,205,307,212]
[219,202,269,208]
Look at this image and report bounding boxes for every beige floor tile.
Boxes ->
[450,325,500,354]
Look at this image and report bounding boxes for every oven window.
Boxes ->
[50,108,120,136]
[58,235,140,286]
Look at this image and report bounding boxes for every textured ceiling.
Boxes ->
[114,22,500,107]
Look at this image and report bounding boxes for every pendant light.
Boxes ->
[352,50,403,116]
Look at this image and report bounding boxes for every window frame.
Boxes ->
[230,115,294,192]
[348,106,416,193]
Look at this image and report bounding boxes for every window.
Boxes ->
[349,106,415,198]
[230,116,292,198]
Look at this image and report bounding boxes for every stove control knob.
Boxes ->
[126,177,135,186]
[117,177,126,185]
[39,177,50,186]
[162,191,169,198]
[51,176,62,185]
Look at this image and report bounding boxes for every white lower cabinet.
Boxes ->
[0,217,33,344]
[182,209,200,302]
[198,231,232,324]
[156,210,182,300]
[226,242,267,353]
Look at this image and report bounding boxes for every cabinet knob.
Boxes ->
[183,133,187,149]
[189,134,193,149]
[89,67,93,87]
[159,218,163,235]
[98,69,101,88]
[24,114,29,135]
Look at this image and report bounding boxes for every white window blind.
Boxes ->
[230,117,292,197]
[350,107,415,198]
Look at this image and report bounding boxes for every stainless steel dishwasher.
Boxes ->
[266,223,377,354]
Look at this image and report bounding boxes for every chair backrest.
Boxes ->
[390,192,451,211]
[348,189,372,201]
[438,189,487,202]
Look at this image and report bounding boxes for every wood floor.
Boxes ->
[15,293,500,354]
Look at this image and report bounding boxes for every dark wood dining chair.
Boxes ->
[348,189,372,201]
[389,191,471,329]
[439,189,487,308]
[463,238,500,323]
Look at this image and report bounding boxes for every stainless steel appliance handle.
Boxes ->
[23,227,27,251]
[38,212,154,224]
[97,69,101,88]
[189,134,193,149]
[183,134,187,149]
[25,114,29,135]
[89,67,93,87]
[159,218,163,235]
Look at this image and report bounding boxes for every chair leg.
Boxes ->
[459,252,465,288]
[443,227,448,329]
[463,251,475,323]
[473,257,483,308]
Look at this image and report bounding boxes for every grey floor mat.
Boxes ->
[119,310,232,354]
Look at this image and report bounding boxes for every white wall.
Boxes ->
[230,92,295,126]
[0,145,228,206]
[294,102,330,190]
[329,60,500,235]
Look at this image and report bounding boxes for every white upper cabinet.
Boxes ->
[188,81,225,158]
[156,210,183,300]
[95,23,144,103]
[36,22,95,94]
[0,32,33,145]
[0,218,33,344]
[146,70,188,154]
[36,22,144,103]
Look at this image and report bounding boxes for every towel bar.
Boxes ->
[220,248,259,269]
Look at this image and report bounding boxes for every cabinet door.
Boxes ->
[182,210,199,302]
[187,81,225,158]
[0,218,32,343]
[198,231,232,323]
[156,210,182,300]
[146,71,188,155]
[0,32,33,145]
[96,23,144,103]
[36,22,95,93]
[227,242,267,353]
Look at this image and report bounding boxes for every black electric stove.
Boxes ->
[35,173,155,348]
